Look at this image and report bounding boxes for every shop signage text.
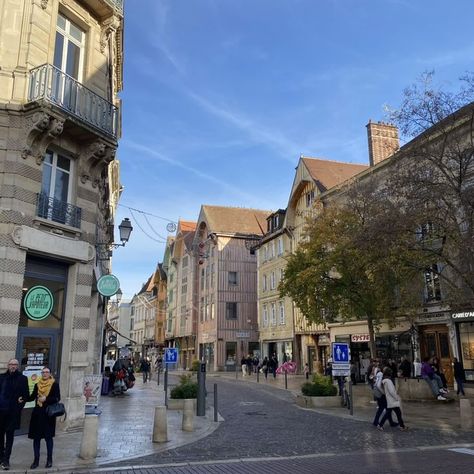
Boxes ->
[236,331,250,338]
[351,334,370,343]
[97,274,120,297]
[23,285,54,321]
[451,311,474,321]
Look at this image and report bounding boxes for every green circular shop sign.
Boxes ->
[23,286,54,321]
[97,274,120,297]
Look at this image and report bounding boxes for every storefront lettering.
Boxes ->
[452,311,474,320]
[351,334,370,343]
[23,286,53,321]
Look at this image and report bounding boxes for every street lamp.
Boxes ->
[116,288,123,304]
[96,218,133,259]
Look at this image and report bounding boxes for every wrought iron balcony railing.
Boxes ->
[28,64,118,139]
[36,193,82,229]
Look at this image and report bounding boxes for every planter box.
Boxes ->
[167,398,197,410]
[396,377,436,400]
[295,394,340,408]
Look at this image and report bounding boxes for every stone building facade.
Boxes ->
[0,0,124,427]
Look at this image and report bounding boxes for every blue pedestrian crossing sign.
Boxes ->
[165,348,178,364]
[332,343,349,363]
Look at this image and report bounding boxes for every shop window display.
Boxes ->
[459,322,474,381]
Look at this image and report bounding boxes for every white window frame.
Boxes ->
[55,13,85,81]
[279,301,285,325]
[42,150,73,204]
[262,305,268,327]
[271,303,276,326]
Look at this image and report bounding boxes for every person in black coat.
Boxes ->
[452,357,466,396]
[27,367,60,470]
[0,359,29,470]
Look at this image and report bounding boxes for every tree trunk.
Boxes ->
[367,316,376,359]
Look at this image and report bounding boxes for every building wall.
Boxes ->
[0,0,124,427]
[257,232,294,361]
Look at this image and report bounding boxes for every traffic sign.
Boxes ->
[164,348,178,364]
[332,343,350,363]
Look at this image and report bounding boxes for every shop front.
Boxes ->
[452,310,474,383]
[416,311,453,386]
[330,320,412,381]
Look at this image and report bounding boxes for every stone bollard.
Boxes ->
[182,399,194,432]
[460,398,472,430]
[152,406,168,443]
[79,414,98,460]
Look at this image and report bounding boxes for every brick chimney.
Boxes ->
[366,120,400,166]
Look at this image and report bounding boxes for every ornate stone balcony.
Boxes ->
[28,64,118,139]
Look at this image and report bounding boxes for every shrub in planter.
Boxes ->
[190,359,200,372]
[301,374,337,397]
[170,374,198,399]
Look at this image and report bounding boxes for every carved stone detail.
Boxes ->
[22,113,64,164]
[11,226,23,246]
[100,16,121,53]
[41,0,48,10]
[78,140,116,187]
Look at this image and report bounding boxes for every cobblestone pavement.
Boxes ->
[73,447,474,473]
[88,375,473,473]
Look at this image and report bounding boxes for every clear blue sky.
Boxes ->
[113,0,474,299]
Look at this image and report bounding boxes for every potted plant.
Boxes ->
[297,374,339,408]
[168,374,198,410]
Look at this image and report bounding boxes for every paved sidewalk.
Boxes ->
[7,377,219,473]
[208,371,474,432]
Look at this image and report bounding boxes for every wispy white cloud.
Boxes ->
[185,90,300,161]
[122,139,267,204]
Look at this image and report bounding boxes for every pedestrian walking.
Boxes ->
[304,363,310,380]
[260,356,269,379]
[27,367,61,469]
[0,359,29,471]
[140,358,150,383]
[452,357,466,396]
[270,353,278,378]
[372,365,397,428]
[377,367,408,431]
[241,357,247,376]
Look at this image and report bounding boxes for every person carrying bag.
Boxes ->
[27,367,61,469]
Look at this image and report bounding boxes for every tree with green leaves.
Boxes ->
[280,181,427,358]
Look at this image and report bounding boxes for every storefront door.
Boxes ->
[420,325,453,386]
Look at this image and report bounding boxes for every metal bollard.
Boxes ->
[182,399,194,432]
[197,362,206,416]
[214,383,218,422]
[257,368,259,383]
[349,380,354,416]
[164,368,168,407]
[79,414,98,459]
[460,398,472,430]
[152,406,168,443]
[284,370,288,389]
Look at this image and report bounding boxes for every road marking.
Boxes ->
[449,448,474,456]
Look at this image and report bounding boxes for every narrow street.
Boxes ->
[76,377,474,473]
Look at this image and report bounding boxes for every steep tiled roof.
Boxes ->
[201,205,272,235]
[179,220,197,232]
[302,157,368,192]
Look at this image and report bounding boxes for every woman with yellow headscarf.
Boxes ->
[27,367,60,469]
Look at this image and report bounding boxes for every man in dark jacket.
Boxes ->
[0,359,30,470]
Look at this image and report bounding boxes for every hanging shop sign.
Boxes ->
[97,274,120,297]
[23,285,54,321]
